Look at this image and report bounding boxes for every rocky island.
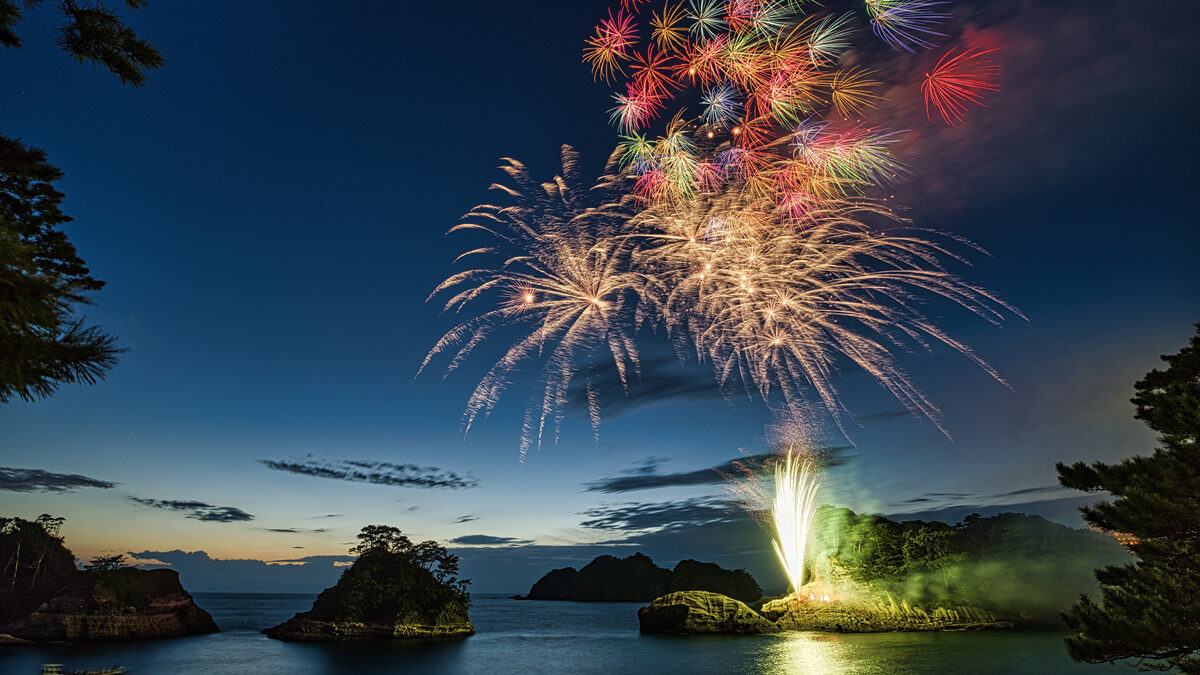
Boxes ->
[0,515,218,642]
[521,553,762,603]
[637,511,1129,635]
[638,589,1010,635]
[266,525,473,641]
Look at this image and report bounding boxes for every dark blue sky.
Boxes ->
[0,0,1196,592]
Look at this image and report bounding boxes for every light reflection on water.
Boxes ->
[758,632,857,675]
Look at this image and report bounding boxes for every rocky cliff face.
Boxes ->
[1,568,219,641]
[761,595,1011,632]
[523,553,762,602]
[638,591,781,634]
[638,590,1014,635]
[1,518,218,642]
[265,600,473,641]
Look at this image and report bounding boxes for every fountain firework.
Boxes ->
[771,446,822,599]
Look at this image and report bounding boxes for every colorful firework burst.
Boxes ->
[922,46,1001,125]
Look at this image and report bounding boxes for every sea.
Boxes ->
[0,593,1137,674]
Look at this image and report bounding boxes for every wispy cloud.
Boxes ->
[566,354,729,419]
[454,515,479,524]
[0,467,116,493]
[130,497,254,523]
[585,447,854,494]
[579,497,748,532]
[890,484,1064,509]
[259,456,478,490]
[449,534,532,546]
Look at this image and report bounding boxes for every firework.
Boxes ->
[827,67,883,120]
[865,0,949,52]
[423,1,1013,454]
[922,47,1001,125]
[700,82,744,128]
[802,13,855,66]
[631,184,1015,434]
[420,147,645,459]
[772,447,821,598]
[583,0,908,210]
[650,2,690,53]
[583,9,640,83]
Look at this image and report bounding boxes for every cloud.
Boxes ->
[454,515,478,524]
[129,498,254,523]
[886,494,1101,528]
[259,456,478,490]
[585,447,855,493]
[128,550,353,593]
[265,555,357,565]
[890,484,1066,509]
[853,409,916,423]
[566,354,730,419]
[884,483,1094,527]
[449,534,532,546]
[0,467,116,493]
[579,497,748,532]
[261,527,329,534]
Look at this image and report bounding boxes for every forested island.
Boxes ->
[266,525,473,641]
[637,509,1129,635]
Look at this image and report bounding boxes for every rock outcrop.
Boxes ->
[638,591,780,634]
[265,601,473,641]
[522,553,762,603]
[1,516,218,642]
[2,568,219,641]
[637,590,1015,635]
[265,536,473,641]
[760,595,1012,633]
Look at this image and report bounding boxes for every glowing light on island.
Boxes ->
[771,448,821,600]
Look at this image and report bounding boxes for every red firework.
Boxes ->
[921,47,1001,125]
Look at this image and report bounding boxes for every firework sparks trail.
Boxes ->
[422,145,1020,451]
[865,0,950,53]
[419,147,648,460]
[630,181,1018,437]
[922,47,1002,125]
[771,447,821,599]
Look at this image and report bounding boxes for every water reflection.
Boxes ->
[756,632,856,675]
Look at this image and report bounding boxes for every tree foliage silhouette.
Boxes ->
[2,1,161,401]
[1057,324,1200,673]
[1,0,162,86]
[0,136,123,402]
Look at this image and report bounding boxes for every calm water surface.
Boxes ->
[0,593,1139,674]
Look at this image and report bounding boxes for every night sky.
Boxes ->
[1,0,1197,593]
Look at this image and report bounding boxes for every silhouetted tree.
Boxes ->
[0,514,77,622]
[2,1,161,402]
[0,0,162,86]
[1057,324,1200,673]
[83,553,129,571]
[1,136,123,402]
